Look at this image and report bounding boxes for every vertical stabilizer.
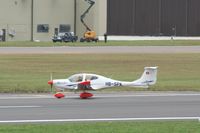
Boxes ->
[132,67,158,87]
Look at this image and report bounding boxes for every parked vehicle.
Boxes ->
[52,32,78,43]
[80,0,98,42]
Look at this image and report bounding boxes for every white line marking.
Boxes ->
[0,96,51,100]
[94,93,200,98]
[0,106,41,109]
[0,93,200,99]
[0,117,199,123]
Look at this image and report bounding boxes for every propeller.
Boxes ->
[48,73,53,92]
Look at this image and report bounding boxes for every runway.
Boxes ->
[0,46,200,54]
[0,92,200,123]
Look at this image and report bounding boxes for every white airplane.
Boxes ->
[48,67,158,99]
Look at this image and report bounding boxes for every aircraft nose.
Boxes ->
[48,80,53,85]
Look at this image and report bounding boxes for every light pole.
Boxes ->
[74,0,77,35]
[31,0,34,41]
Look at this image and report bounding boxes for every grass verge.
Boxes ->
[0,121,200,133]
[0,53,200,93]
[0,40,200,47]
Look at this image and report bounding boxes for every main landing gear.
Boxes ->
[80,92,93,99]
[54,92,93,99]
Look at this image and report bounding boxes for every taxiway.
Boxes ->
[0,92,200,123]
[0,46,200,54]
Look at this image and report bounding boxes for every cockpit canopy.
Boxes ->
[85,74,98,81]
[68,74,83,82]
[68,74,98,83]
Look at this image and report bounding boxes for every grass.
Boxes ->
[0,121,200,133]
[0,53,200,93]
[0,40,200,47]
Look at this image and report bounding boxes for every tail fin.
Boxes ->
[132,67,158,87]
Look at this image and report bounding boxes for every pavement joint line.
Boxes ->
[1,93,200,99]
[0,117,200,123]
[0,106,41,108]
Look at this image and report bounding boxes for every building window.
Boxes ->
[59,24,71,33]
[37,24,49,33]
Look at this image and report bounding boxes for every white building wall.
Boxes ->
[76,0,107,38]
[33,0,75,41]
[0,0,31,41]
[0,0,107,41]
[95,0,107,36]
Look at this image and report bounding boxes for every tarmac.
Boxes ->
[0,92,200,123]
[0,46,200,54]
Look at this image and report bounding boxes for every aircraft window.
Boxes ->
[68,74,83,82]
[91,76,98,80]
[85,75,98,81]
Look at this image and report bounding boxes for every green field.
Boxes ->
[0,40,200,47]
[0,121,200,133]
[0,53,200,93]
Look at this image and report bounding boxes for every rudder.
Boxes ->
[133,67,158,87]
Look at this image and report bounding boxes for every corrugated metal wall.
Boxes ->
[135,0,160,35]
[107,0,200,36]
[188,0,200,36]
[161,0,187,36]
[107,0,135,35]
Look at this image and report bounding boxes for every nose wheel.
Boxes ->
[54,92,65,99]
[80,92,93,99]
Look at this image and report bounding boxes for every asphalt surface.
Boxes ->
[0,92,200,123]
[0,46,200,54]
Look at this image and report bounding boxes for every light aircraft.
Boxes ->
[48,67,158,99]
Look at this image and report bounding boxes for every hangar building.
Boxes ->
[107,0,200,36]
[0,0,200,41]
[0,0,106,41]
